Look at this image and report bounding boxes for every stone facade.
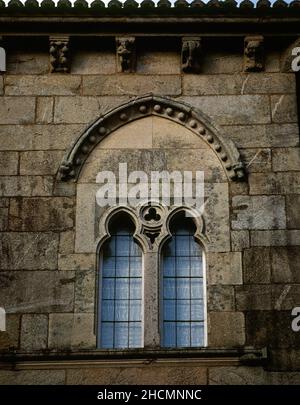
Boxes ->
[0,3,300,385]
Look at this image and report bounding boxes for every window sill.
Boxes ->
[0,347,267,370]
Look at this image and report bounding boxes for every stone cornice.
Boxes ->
[0,0,300,17]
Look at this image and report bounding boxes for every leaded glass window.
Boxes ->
[161,215,205,348]
[98,215,143,349]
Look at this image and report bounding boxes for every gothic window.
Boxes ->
[97,207,206,350]
[98,214,143,349]
[161,213,205,348]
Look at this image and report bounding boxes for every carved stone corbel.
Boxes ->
[116,37,136,73]
[181,37,202,73]
[49,36,70,73]
[244,35,264,72]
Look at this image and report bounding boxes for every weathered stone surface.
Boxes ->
[5,75,81,96]
[202,52,243,74]
[269,349,300,371]
[72,51,116,75]
[0,176,53,197]
[250,230,300,247]
[152,116,209,150]
[271,95,298,123]
[0,124,85,151]
[7,52,49,75]
[0,152,19,175]
[99,117,153,149]
[184,73,295,96]
[138,51,180,74]
[5,314,20,349]
[271,247,300,283]
[232,196,286,230]
[0,370,65,385]
[36,97,54,124]
[205,183,231,253]
[231,230,250,252]
[243,247,271,284]
[208,312,245,347]
[9,197,74,231]
[242,73,295,94]
[209,366,300,385]
[82,75,181,96]
[223,124,299,148]
[0,232,59,270]
[0,208,8,231]
[235,285,272,310]
[75,184,98,253]
[0,76,3,95]
[286,195,300,229]
[272,148,300,171]
[207,286,235,311]
[0,271,74,313]
[240,148,271,173]
[54,96,129,124]
[181,95,270,125]
[207,252,242,285]
[265,51,280,72]
[53,182,76,197]
[272,285,300,311]
[249,173,300,195]
[74,270,95,313]
[20,314,48,351]
[20,151,64,177]
[0,97,35,124]
[58,253,95,271]
[183,75,244,96]
[48,314,95,349]
[245,311,300,349]
[59,231,75,254]
[66,366,207,385]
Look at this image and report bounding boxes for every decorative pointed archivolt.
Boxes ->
[58,94,246,182]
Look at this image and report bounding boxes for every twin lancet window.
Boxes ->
[97,210,206,349]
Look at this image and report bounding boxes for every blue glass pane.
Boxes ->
[129,323,142,348]
[101,323,113,348]
[115,300,129,321]
[191,300,203,321]
[191,322,204,347]
[114,323,128,348]
[102,257,115,277]
[101,300,114,321]
[102,278,115,299]
[164,238,175,256]
[130,278,142,299]
[129,300,141,321]
[116,257,129,277]
[163,257,175,277]
[191,278,203,299]
[102,238,115,257]
[130,241,141,257]
[115,278,129,299]
[177,300,190,321]
[116,236,130,256]
[164,278,176,299]
[164,300,175,321]
[176,257,190,277]
[191,257,202,277]
[176,278,190,299]
[177,322,190,347]
[190,240,201,256]
[130,257,142,277]
[163,322,176,347]
[176,236,190,256]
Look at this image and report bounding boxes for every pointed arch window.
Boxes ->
[161,213,206,348]
[98,214,143,349]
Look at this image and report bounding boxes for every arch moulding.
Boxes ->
[58,94,246,182]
